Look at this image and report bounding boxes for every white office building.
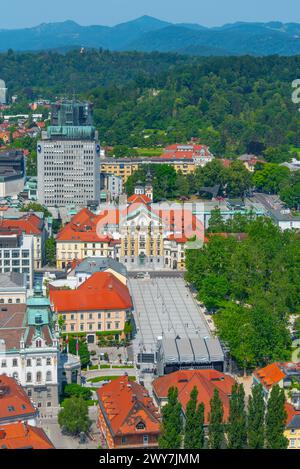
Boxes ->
[37,100,101,208]
[0,230,34,289]
[0,79,7,105]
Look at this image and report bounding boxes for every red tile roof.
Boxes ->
[56,208,115,242]
[161,144,213,161]
[152,370,236,424]
[127,194,151,204]
[253,363,286,390]
[0,422,54,449]
[220,159,232,168]
[57,204,204,244]
[50,272,132,313]
[0,213,43,235]
[97,375,160,436]
[0,375,37,423]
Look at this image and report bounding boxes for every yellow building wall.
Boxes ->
[61,309,127,335]
[101,161,196,183]
[56,241,112,268]
[285,429,300,449]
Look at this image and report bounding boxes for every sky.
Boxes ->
[1,0,300,29]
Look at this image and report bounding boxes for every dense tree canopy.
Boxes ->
[159,387,183,449]
[185,217,300,369]
[58,396,91,435]
[2,51,300,156]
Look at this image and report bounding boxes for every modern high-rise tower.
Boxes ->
[0,79,7,104]
[37,100,101,208]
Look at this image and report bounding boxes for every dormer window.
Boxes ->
[36,340,42,348]
[136,421,146,430]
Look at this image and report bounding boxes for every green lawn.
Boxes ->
[135,147,163,157]
[87,375,136,383]
[112,365,134,369]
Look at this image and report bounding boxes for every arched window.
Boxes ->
[36,339,42,348]
[36,371,42,383]
[0,299,4,304]
[46,371,52,382]
[26,372,32,383]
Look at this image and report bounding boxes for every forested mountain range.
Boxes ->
[2,16,300,55]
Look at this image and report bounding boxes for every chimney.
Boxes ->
[23,422,29,436]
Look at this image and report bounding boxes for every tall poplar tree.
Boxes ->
[208,389,225,449]
[247,384,265,449]
[265,385,288,449]
[184,387,205,449]
[228,383,247,448]
[159,387,183,449]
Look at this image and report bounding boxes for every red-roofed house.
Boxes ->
[253,362,300,402]
[49,272,133,342]
[56,208,117,269]
[152,370,236,425]
[0,375,37,426]
[285,403,300,449]
[0,422,54,449]
[97,375,160,449]
[0,213,46,268]
[161,143,214,167]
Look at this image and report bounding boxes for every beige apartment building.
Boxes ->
[49,272,133,343]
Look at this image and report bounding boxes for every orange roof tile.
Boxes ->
[0,375,37,423]
[97,376,160,436]
[254,363,286,390]
[127,194,151,204]
[50,272,132,313]
[0,213,43,235]
[153,370,236,424]
[0,422,54,449]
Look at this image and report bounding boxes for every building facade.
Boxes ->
[37,100,101,208]
[97,375,160,449]
[49,272,132,343]
[0,79,7,105]
[0,212,48,269]
[0,272,27,304]
[56,208,115,269]
[100,143,214,184]
[0,289,60,410]
[0,230,34,289]
[56,186,204,271]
